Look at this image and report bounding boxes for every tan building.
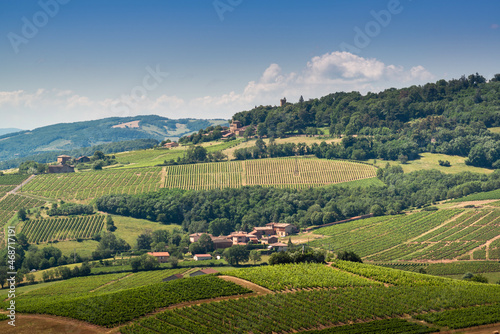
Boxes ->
[164,142,179,148]
[57,155,72,164]
[266,223,296,237]
[48,164,75,174]
[147,252,170,263]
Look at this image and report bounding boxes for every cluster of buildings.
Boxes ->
[190,222,297,253]
[47,155,92,173]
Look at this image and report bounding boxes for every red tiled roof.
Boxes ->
[194,254,212,257]
[200,268,219,274]
[148,252,170,257]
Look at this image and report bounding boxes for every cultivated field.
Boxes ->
[22,167,163,202]
[310,208,500,261]
[22,157,378,200]
[20,214,105,243]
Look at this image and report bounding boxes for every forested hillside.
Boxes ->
[215,74,500,169]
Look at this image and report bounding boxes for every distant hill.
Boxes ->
[0,115,228,168]
[0,128,23,136]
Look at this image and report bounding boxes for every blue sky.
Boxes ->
[0,0,499,129]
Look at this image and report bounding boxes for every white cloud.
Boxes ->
[0,52,434,128]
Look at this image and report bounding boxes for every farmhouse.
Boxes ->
[147,252,170,263]
[229,120,256,136]
[75,156,90,163]
[189,268,219,277]
[268,242,288,252]
[266,223,296,237]
[57,155,72,164]
[211,236,233,249]
[193,254,212,261]
[261,235,279,245]
[190,233,213,243]
[164,141,179,148]
[48,164,75,174]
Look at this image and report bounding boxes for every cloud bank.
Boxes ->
[0,52,433,129]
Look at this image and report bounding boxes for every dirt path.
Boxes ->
[451,200,499,208]
[160,167,167,188]
[241,161,247,186]
[0,313,113,334]
[89,273,134,293]
[218,275,274,295]
[408,210,467,243]
[485,234,500,260]
[9,174,36,194]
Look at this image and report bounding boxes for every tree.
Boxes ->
[337,250,363,263]
[17,208,27,221]
[198,233,215,252]
[209,218,232,236]
[136,233,153,250]
[106,215,116,232]
[223,245,249,265]
[249,250,262,264]
[370,204,384,217]
[93,151,105,160]
[299,95,304,103]
[140,254,160,271]
[16,233,29,251]
[398,154,408,164]
[189,242,204,255]
[243,126,255,140]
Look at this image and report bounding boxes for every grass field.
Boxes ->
[113,140,241,168]
[310,207,500,261]
[222,136,341,159]
[112,215,181,247]
[373,152,493,174]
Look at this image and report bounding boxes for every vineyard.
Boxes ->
[22,167,163,202]
[16,275,251,327]
[0,173,29,185]
[121,280,500,333]
[163,161,242,190]
[311,208,500,261]
[20,214,105,243]
[375,261,500,276]
[245,157,377,188]
[226,263,381,291]
[6,261,500,332]
[20,158,378,200]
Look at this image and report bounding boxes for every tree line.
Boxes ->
[95,166,500,234]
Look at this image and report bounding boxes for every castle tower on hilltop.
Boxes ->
[280,97,287,107]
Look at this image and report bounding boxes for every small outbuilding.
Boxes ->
[193,254,213,261]
[189,268,219,277]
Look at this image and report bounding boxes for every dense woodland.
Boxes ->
[224,75,500,168]
[96,166,500,233]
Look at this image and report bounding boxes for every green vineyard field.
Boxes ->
[227,263,381,291]
[20,214,106,243]
[22,167,163,202]
[311,208,500,261]
[21,158,378,201]
[0,194,46,223]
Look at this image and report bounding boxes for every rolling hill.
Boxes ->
[0,115,228,169]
